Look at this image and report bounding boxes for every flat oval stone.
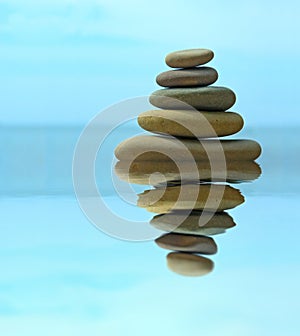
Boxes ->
[137,184,244,213]
[156,67,218,87]
[150,87,236,111]
[165,49,214,68]
[138,110,244,138]
[167,252,214,277]
[151,211,236,236]
[114,135,262,161]
[155,233,217,254]
[114,159,261,185]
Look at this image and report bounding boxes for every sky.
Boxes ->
[0,0,300,126]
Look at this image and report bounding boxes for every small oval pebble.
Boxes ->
[155,233,217,254]
[165,49,214,68]
[156,67,218,87]
[167,252,214,277]
[151,211,236,236]
[150,87,236,111]
[137,184,244,213]
[138,110,244,138]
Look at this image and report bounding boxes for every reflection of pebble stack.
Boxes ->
[115,49,262,277]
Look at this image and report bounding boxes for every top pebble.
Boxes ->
[165,48,214,68]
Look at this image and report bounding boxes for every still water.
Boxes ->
[0,125,299,335]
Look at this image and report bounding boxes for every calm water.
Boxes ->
[0,125,299,335]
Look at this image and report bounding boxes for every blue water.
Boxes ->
[1,125,300,335]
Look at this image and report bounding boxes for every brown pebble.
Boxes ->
[114,159,261,185]
[165,48,214,68]
[156,67,218,87]
[167,252,214,277]
[151,211,236,236]
[137,184,244,213]
[138,110,244,138]
[150,86,236,111]
[155,233,217,254]
[114,135,262,161]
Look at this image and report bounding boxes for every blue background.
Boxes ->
[1,0,299,126]
[1,1,300,335]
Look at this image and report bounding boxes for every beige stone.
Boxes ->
[138,110,244,138]
[137,184,244,213]
[114,135,262,161]
[165,48,214,68]
[156,67,218,87]
[151,211,236,236]
[155,233,217,254]
[167,252,214,277]
[149,87,236,111]
[114,159,261,185]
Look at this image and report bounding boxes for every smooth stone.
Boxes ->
[137,184,244,213]
[165,48,214,68]
[151,211,236,236]
[155,233,217,254]
[114,135,262,161]
[138,110,244,138]
[115,159,261,185]
[167,252,214,277]
[150,87,236,111]
[156,67,218,87]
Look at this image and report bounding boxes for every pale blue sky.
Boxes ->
[1,0,299,126]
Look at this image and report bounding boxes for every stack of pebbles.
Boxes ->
[114,48,262,277]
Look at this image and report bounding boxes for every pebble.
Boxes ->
[167,252,214,277]
[138,110,244,138]
[137,184,244,213]
[114,135,262,161]
[114,159,261,185]
[151,211,236,236]
[155,233,217,254]
[165,48,214,68]
[150,87,236,111]
[156,67,218,87]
